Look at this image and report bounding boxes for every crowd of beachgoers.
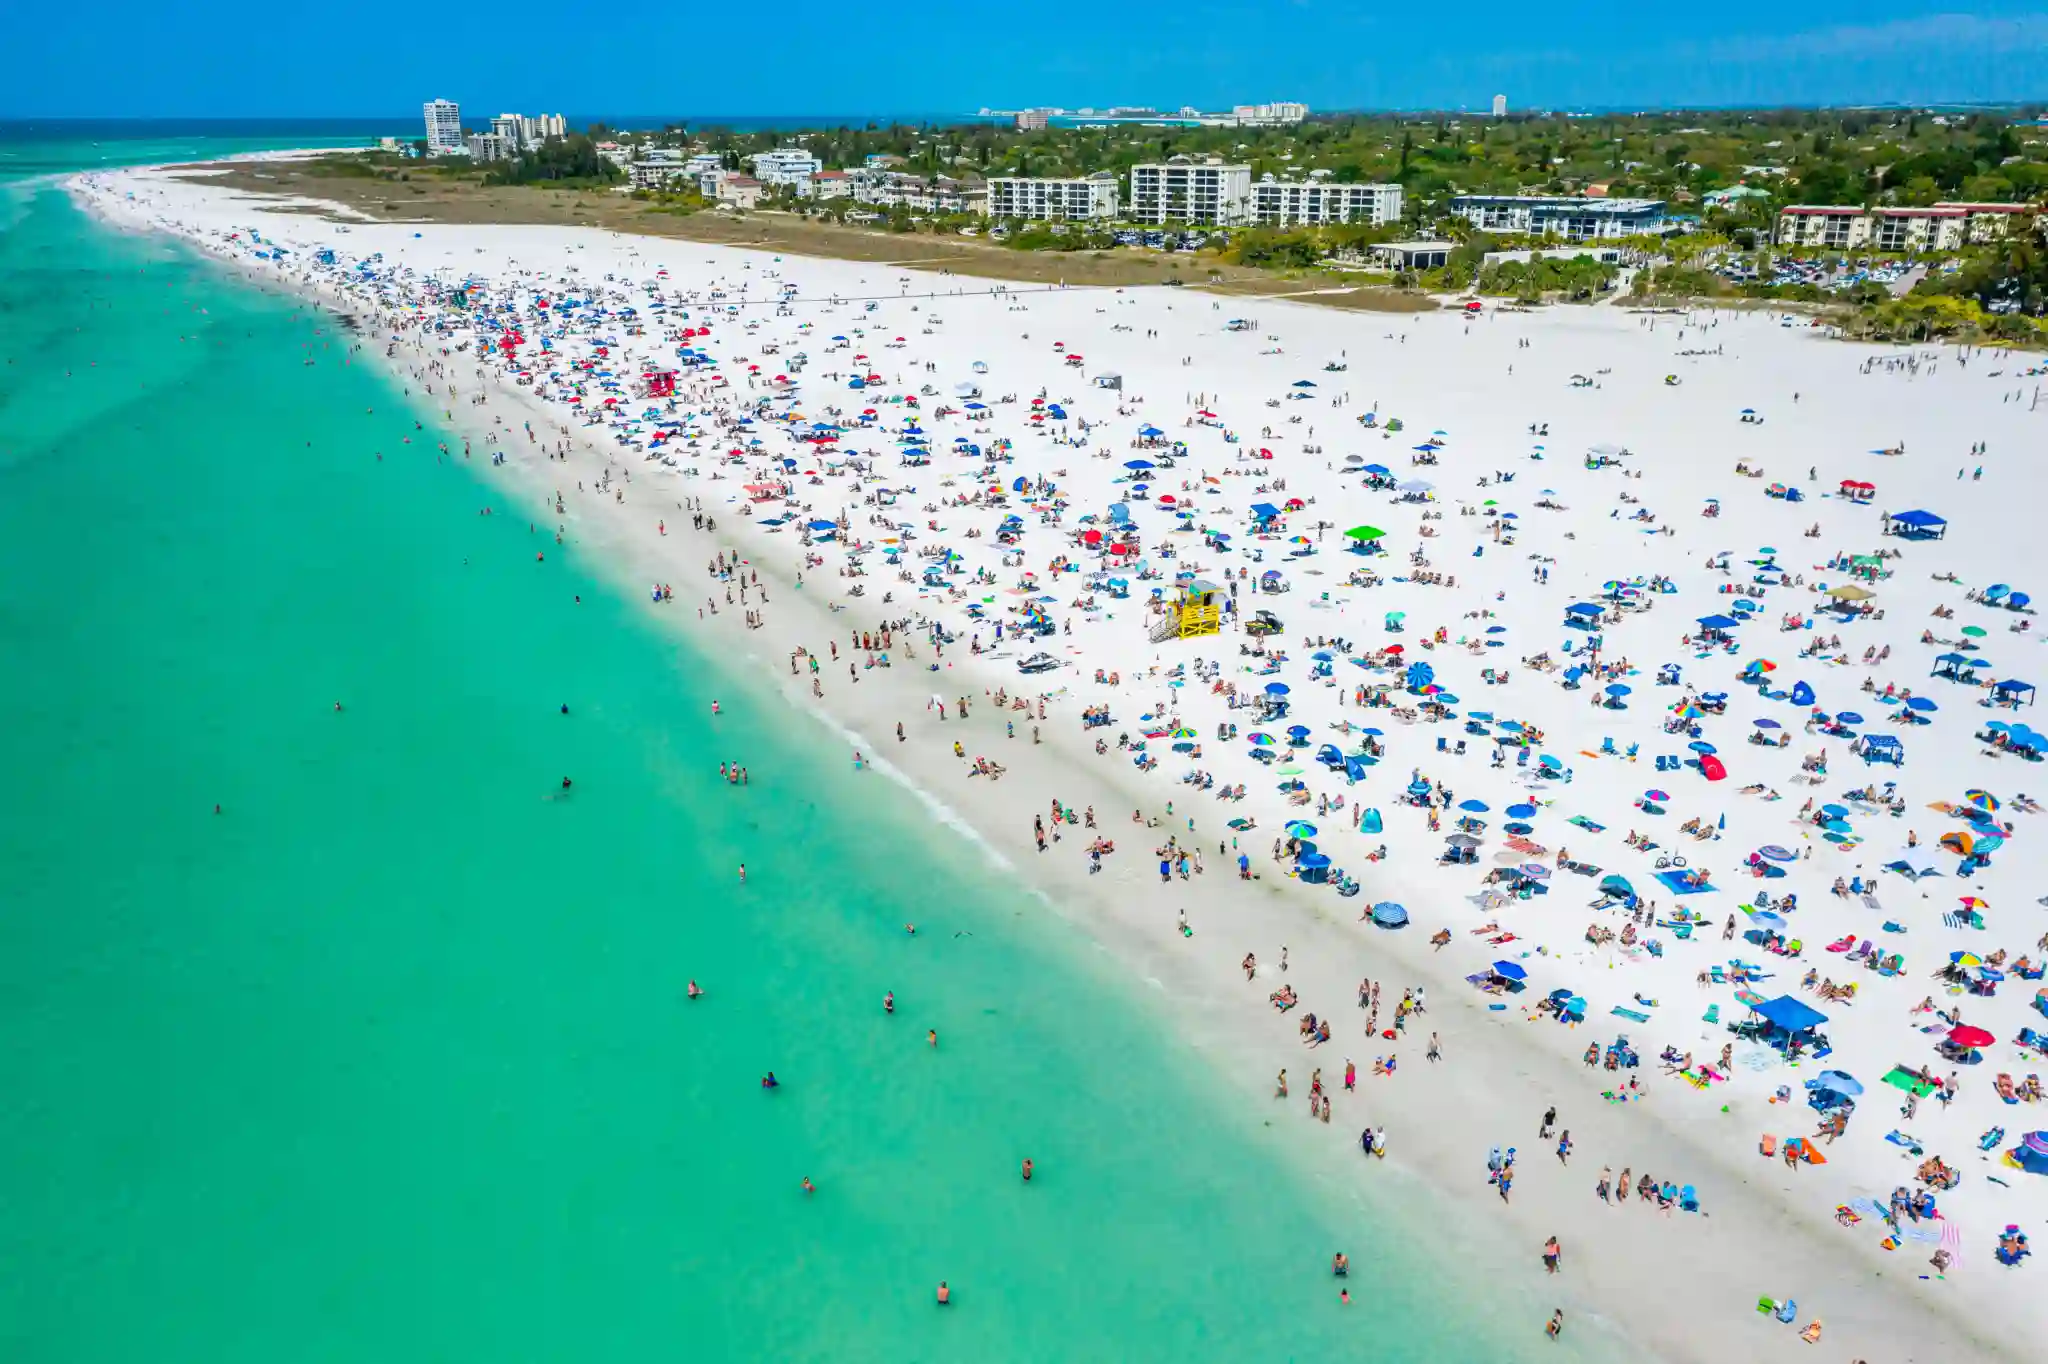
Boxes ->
[74,157,2048,1361]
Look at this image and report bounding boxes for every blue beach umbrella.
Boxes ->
[1506,803,1538,818]
[1459,799,1489,813]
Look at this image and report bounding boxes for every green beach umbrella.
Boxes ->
[1345,525,1386,541]
[1961,625,1988,638]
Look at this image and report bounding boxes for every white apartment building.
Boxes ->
[750,148,823,187]
[1250,178,1402,227]
[464,132,513,162]
[1127,160,1252,226]
[1014,109,1051,131]
[1231,102,1309,127]
[628,150,694,190]
[1492,94,1508,118]
[1776,202,2032,252]
[1450,194,1666,239]
[423,99,464,156]
[490,115,527,152]
[985,174,1119,222]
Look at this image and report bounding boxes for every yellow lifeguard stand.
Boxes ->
[1162,579,1222,640]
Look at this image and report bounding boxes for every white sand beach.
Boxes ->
[75,158,2048,1362]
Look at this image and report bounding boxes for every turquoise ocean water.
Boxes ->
[0,126,1597,1363]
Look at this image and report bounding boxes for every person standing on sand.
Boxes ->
[1276,1068,1288,1098]
[1542,1237,1561,1273]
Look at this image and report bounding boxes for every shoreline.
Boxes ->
[70,161,2039,1363]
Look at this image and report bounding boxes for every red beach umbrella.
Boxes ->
[1949,1025,1995,1049]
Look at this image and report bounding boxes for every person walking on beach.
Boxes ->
[1542,1237,1561,1274]
[1546,1310,1563,1341]
[1427,1032,1441,1061]
[1276,1068,1288,1098]
[1540,1106,1556,1139]
[1556,1131,1573,1165]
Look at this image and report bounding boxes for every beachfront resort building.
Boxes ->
[1776,202,2035,252]
[423,99,464,156]
[628,149,696,190]
[750,148,824,188]
[1250,177,1403,227]
[985,174,1119,222]
[1127,160,1253,226]
[1492,94,1508,118]
[464,132,514,162]
[1449,194,1666,239]
[849,170,986,214]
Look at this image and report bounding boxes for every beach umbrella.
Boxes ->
[1492,960,1528,981]
[1748,912,1787,929]
[1948,1025,1995,1050]
[1906,696,1937,713]
[1644,789,1670,802]
[1287,821,1319,839]
[1247,732,1274,745]
[1606,683,1632,696]
[1820,803,1848,818]
[1813,1070,1863,1097]
[1758,845,1795,862]
[1504,822,1534,835]
[1965,789,2000,811]
[1961,625,1988,638]
[1689,741,1718,754]
[1228,818,1254,830]
[1506,803,1538,819]
[1266,682,1290,695]
[1458,799,1489,813]
[1370,902,1409,927]
[1834,711,1865,725]
[1446,833,1481,848]
[1519,863,1551,880]
[1345,525,1387,541]
[1827,584,1874,602]
[1754,718,1781,730]
[1950,951,1984,968]
[1959,895,1991,911]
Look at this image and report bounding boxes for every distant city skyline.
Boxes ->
[10,4,2048,118]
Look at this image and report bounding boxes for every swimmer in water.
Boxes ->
[333,701,343,712]
[801,1176,814,1195]
[738,864,746,883]
[561,777,573,790]
[935,1282,950,1306]
[927,1029,938,1048]
[561,704,570,715]
[687,981,703,1000]
[1021,1158,1033,1182]
[884,991,895,1014]
[761,1072,779,1089]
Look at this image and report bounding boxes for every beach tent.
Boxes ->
[1564,602,1605,628]
[1888,509,1948,541]
[1750,994,1828,1044]
[1696,614,1743,632]
[1995,679,2038,706]
[1370,902,1408,928]
[2009,1132,2048,1175]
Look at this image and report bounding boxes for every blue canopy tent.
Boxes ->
[1932,652,1986,681]
[1564,602,1605,630]
[1860,733,1904,766]
[1995,679,2038,707]
[1749,994,1829,1051]
[1696,613,1742,636]
[1249,502,1283,525]
[1888,509,1948,541]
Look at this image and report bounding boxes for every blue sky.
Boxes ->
[10,4,2048,117]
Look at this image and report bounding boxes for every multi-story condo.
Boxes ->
[422,99,464,156]
[985,173,1119,222]
[1776,202,2031,252]
[1127,160,1252,226]
[1250,178,1402,227]
[1231,102,1309,127]
[1449,194,1666,239]
[750,148,824,187]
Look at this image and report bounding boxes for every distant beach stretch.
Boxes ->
[76,155,2048,1363]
